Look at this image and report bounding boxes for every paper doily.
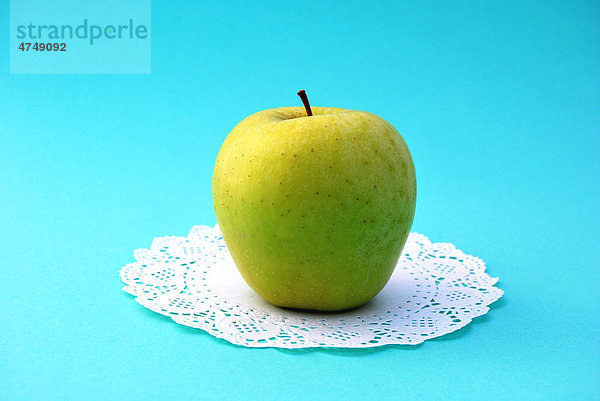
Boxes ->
[120,225,502,348]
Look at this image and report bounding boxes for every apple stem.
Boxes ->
[297,90,313,117]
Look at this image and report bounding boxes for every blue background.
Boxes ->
[9,0,152,74]
[1,1,598,400]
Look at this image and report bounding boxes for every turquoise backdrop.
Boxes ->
[1,1,598,400]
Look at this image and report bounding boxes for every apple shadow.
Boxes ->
[123,281,506,355]
[289,294,507,356]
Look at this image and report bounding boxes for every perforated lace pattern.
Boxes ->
[120,225,502,348]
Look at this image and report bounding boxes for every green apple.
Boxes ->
[212,92,416,311]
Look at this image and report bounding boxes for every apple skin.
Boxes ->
[212,106,416,311]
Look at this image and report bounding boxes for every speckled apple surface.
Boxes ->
[3,2,598,400]
[213,107,416,311]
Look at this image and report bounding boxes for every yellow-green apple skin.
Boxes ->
[212,107,416,311]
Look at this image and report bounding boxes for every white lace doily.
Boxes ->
[119,225,502,348]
